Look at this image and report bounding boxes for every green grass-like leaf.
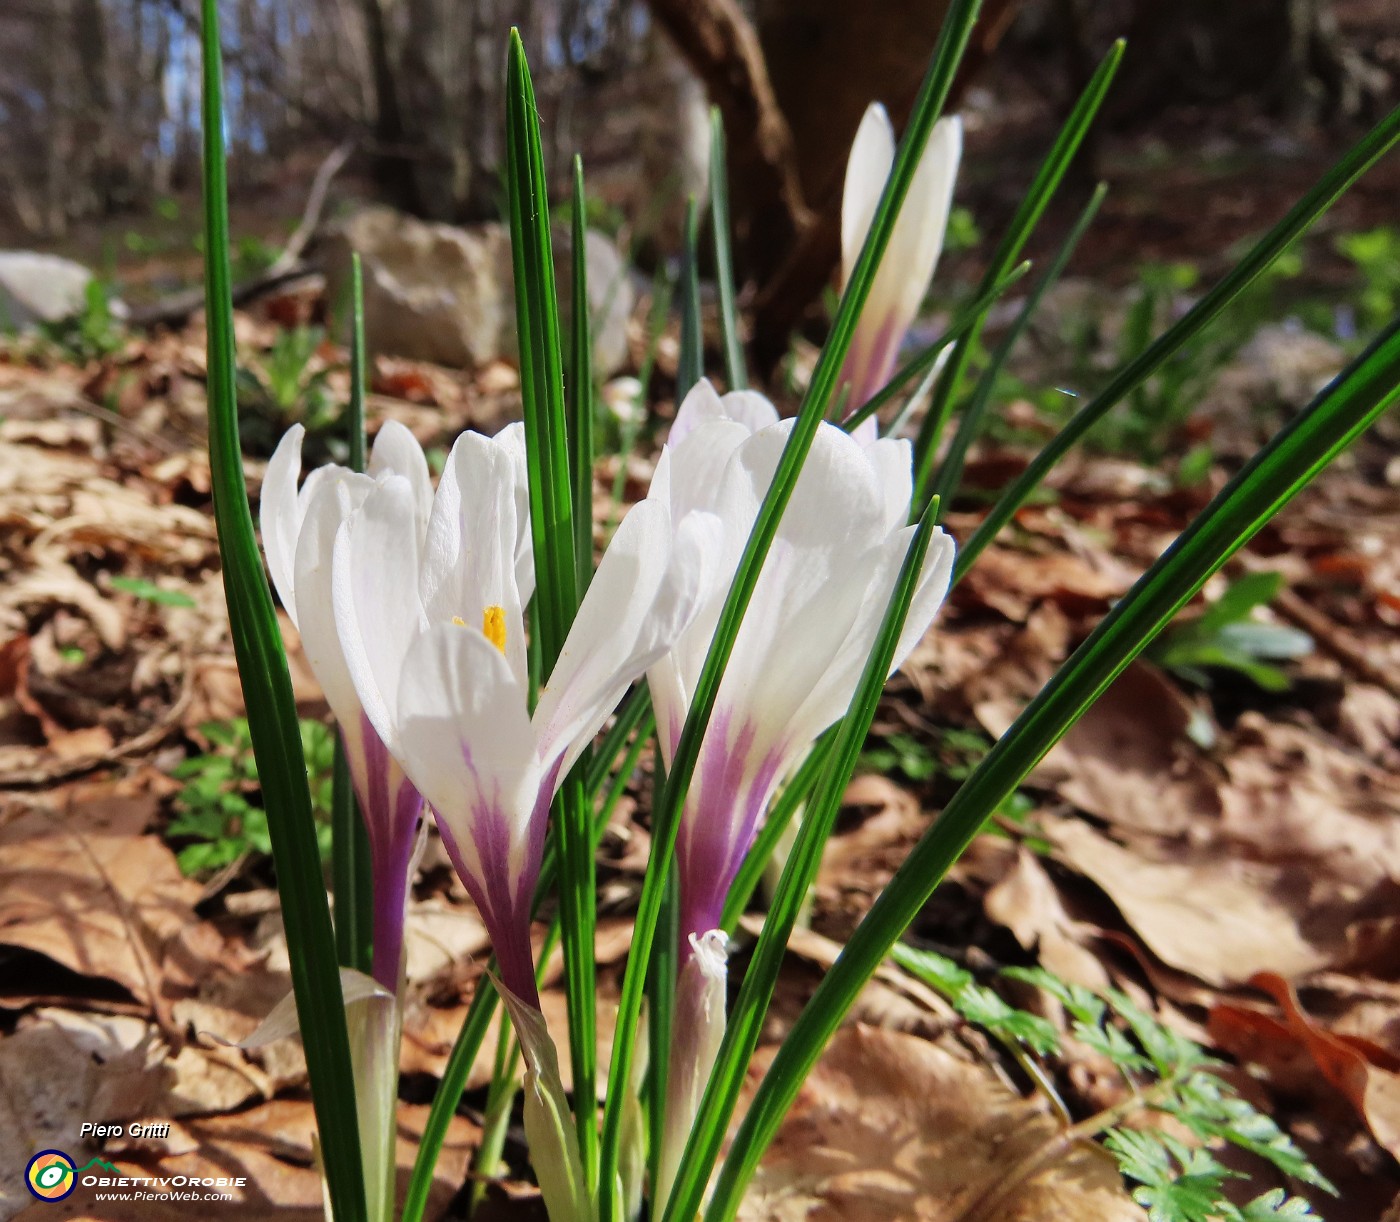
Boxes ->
[913,39,1125,502]
[505,30,597,1185]
[953,99,1400,581]
[709,109,747,390]
[198,2,365,1217]
[108,576,197,607]
[679,195,704,400]
[595,5,986,1212]
[702,314,1400,1221]
[332,253,373,974]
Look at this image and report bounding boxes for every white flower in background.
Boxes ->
[839,103,962,417]
[645,381,957,1203]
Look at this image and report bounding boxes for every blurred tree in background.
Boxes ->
[0,0,1393,337]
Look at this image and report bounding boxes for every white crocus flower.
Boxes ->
[263,419,449,994]
[360,443,713,1006]
[839,102,962,415]
[646,381,956,1196]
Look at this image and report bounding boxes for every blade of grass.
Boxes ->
[912,39,1125,504]
[843,261,1033,436]
[570,157,596,595]
[929,182,1107,508]
[705,316,1400,1222]
[646,759,678,1191]
[506,30,597,1185]
[595,4,985,1214]
[333,253,374,974]
[679,195,704,399]
[952,99,1400,581]
[709,108,747,390]
[199,2,365,1218]
[662,501,944,1222]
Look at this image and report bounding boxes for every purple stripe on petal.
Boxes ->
[676,713,789,944]
[349,713,424,993]
[434,797,541,1009]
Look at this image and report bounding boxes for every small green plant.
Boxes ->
[37,278,126,362]
[237,325,341,455]
[167,717,336,875]
[109,575,197,608]
[1336,226,1400,336]
[1149,571,1312,692]
[893,946,1331,1221]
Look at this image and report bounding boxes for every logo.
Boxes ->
[25,1151,76,1201]
[24,1152,119,1201]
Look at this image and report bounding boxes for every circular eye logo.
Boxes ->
[25,1150,77,1201]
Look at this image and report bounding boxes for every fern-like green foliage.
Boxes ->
[892,948,1332,1221]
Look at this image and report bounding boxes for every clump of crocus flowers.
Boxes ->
[259,93,960,1222]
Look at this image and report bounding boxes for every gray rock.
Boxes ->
[318,207,635,376]
[557,225,635,379]
[0,252,100,330]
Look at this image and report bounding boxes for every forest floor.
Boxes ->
[2,97,1400,1221]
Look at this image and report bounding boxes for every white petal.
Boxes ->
[787,525,956,750]
[657,419,758,529]
[864,436,915,532]
[292,471,376,728]
[369,419,433,537]
[261,425,307,624]
[332,475,426,751]
[419,430,529,689]
[534,499,697,778]
[841,103,895,292]
[490,422,536,601]
[394,622,539,886]
[666,378,726,448]
[709,421,889,754]
[878,114,962,332]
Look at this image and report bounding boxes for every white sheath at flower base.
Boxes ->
[647,379,957,946]
[839,103,963,414]
[656,930,729,1215]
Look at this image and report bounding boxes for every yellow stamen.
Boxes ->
[482,605,507,654]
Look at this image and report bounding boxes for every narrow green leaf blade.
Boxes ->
[705,318,1400,1221]
[709,109,747,390]
[199,2,365,1218]
[505,29,596,1186]
[679,195,704,400]
[913,38,1125,501]
[954,100,1400,579]
[333,252,373,974]
[594,5,985,1213]
[570,157,596,594]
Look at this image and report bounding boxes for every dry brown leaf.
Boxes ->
[1029,663,1220,837]
[983,848,1111,989]
[738,1024,1143,1221]
[1218,714,1400,893]
[0,787,203,1016]
[1045,817,1331,987]
[1212,973,1400,1160]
